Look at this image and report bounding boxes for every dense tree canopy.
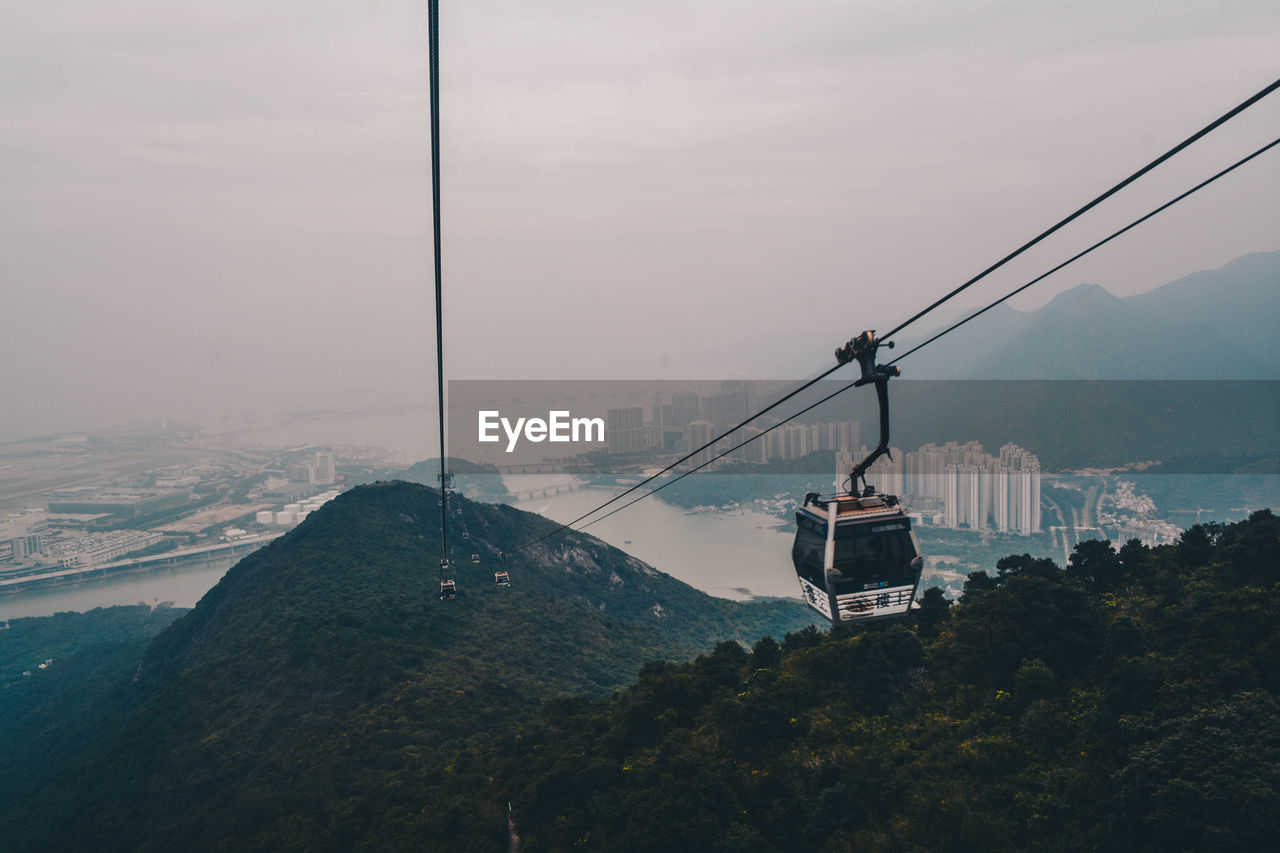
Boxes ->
[1,489,1275,851]
[485,510,1280,852]
[0,483,812,851]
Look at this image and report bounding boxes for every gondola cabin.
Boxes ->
[792,492,922,623]
[439,558,456,601]
[494,570,511,588]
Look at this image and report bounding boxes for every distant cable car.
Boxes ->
[494,571,511,588]
[439,558,456,600]
[471,553,481,564]
[791,331,923,623]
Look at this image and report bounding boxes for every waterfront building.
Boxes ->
[841,421,859,454]
[607,406,645,454]
[0,509,48,561]
[860,445,905,496]
[287,463,315,483]
[736,426,767,463]
[702,388,749,435]
[684,420,714,466]
[766,423,811,461]
[314,451,336,485]
[670,392,701,428]
[899,441,1041,534]
[45,529,164,568]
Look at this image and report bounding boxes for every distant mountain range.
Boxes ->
[891,250,1280,379]
[748,251,1279,472]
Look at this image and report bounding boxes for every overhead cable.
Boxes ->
[574,380,862,535]
[512,81,1279,551]
[515,364,845,551]
[429,0,449,569]
[888,136,1280,366]
[880,78,1280,342]
[545,137,1280,536]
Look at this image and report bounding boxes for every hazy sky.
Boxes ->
[2,0,1278,441]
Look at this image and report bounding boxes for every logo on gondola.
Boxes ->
[797,577,832,618]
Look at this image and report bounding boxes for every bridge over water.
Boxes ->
[506,481,585,501]
[0,534,282,596]
[494,463,575,475]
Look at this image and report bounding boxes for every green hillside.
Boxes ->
[0,606,188,823]
[3,486,1275,851]
[0,481,814,851]
[483,511,1280,852]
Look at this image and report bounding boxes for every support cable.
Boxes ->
[511,81,1278,552]
[516,363,845,550]
[887,136,1280,367]
[429,0,449,573]
[525,136,1280,544]
[574,379,861,534]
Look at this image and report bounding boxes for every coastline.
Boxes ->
[0,534,280,597]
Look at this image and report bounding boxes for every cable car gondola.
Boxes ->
[793,491,921,622]
[494,571,511,588]
[470,553,481,564]
[791,331,923,623]
[439,558,456,600]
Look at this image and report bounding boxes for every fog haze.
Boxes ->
[3,0,1278,441]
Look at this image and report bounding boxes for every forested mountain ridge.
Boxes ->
[484,511,1280,851]
[0,481,814,851]
[0,606,188,825]
[3,489,1276,850]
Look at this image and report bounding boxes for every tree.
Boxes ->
[782,624,824,653]
[914,586,952,639]
[1219,509,1280,586]
[995,553,1061,582]
[749,636,781,669]
[1177,523,1215,567]
[1115,693,1280,851]
[948,574,1105,685]
[962,570,998,599]
[1068,539,1122,590]
[1117,538,1149,578]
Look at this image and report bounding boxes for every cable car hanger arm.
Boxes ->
[834,330,900,496]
